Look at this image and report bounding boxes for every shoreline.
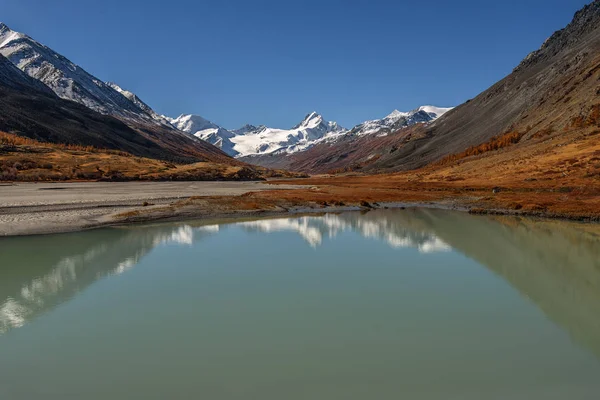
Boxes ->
[2,178,600,237]
[2,182,598,237]
[0,181,304,237]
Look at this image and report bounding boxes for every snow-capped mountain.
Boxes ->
[169,112,345,158]
[0,53,54,94]
[231,124,266,136]
[230,112,346,157]
[0,23,160,124]
[0,22,452,164]
[169,106,451,159]
[167,114,238,156]
[345,105,452,137]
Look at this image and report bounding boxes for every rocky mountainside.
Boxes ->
[359,0,600,172]
[0,23,157,123]
[0,54,173,159]
[0,53,234,164]
[0,23,236,164]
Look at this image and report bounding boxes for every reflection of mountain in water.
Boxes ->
[240,209,600,358]
[2,210,599,361]
[386,208,600,360]
[238,213,452,252]
[0,224,219,334]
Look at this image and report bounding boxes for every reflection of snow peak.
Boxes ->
[0,214,448,334]
[153,225,194,246]
[0,299,27,330]
[238,214,452,252]
[1,224,204,334]
[419,238,452,253]
[239,218,323,247]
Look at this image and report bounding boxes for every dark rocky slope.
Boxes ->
[0,55,232,164]
[368,0,600,172]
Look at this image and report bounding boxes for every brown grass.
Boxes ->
[259,123,600,220]
[0,132,301,182]
[437,130,526,165]
[0,131,132,157]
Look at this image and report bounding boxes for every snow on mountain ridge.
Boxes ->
[232,124,266,136]
[228,112,345,157]
[170,106,452,158]
[0,23,163,125]
[418,105,453,118]
[167,114,239,156]
[347,105,453,137]
[169,112,346,158]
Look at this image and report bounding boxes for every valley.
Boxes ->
[1,1,600,233]
[2,2,600,398]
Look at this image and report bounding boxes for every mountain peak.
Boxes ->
[294,111,323,129]
[168,113,219,134]
[416,105,453,118]
[385,106,452,121]
[0,22,27,47]
[514,0,600,72]
[106,82,133,99]
[386,109,409,119]
[0,22,14,34]
[0,26,160,122]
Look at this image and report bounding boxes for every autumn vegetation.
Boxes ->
[0,131,301,182]
[437,130,526,165]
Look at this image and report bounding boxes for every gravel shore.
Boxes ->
[0,181,301,236]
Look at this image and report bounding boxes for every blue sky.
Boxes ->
[3,0,590,129]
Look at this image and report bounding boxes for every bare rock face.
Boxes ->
[515,1,600,73]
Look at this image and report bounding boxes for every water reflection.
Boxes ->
[238,213,452,252]
[0,224,219,333]
[1,209,599,360]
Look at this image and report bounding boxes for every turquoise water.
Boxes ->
[1,209,600,399]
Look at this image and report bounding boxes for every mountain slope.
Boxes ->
[251,1,600,174]
[0,23,238,164]
[0,53,235,164]
[0,54,168,158]
[0,23,153,122]
[361,0,600,172]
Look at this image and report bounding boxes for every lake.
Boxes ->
[1,209,600,399]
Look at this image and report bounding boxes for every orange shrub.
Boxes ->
[0,131,132,157]
[437,130,525,165]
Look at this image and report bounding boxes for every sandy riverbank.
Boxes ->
[2,175,599,237]
[0,181,303,236]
